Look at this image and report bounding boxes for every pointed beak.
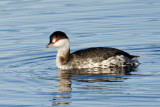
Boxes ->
[46,43,53,48]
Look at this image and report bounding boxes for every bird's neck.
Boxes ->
[56,41,70,67]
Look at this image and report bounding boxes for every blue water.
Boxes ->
[1,0,160,106]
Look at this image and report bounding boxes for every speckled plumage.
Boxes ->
[71,47,136,59]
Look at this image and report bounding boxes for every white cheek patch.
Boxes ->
[52,38,56,43]
[53,39,63,48]
[54,39,70,49]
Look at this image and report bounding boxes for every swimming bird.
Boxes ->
[46,31,139,69]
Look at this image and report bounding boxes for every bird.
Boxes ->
[46,31,139,69]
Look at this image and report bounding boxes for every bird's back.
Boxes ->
[71,47,135,60]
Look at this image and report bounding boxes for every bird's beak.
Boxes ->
[46,43,53,48]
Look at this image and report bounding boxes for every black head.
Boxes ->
[46,31,69,48]
[49,31,68,43]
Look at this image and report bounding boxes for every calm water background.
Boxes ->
[0,0,160,106]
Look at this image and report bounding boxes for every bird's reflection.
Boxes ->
[52,66,137,105]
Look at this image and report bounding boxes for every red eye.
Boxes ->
[53,39,59,44]
[55,39,59,42]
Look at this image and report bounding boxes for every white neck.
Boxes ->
[56,39,70,56]
[55,39,70,68]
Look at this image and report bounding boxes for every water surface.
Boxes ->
[0,0,160,106]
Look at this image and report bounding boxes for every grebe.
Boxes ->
[46,31,139,69]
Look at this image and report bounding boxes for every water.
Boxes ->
[0,0,160,106]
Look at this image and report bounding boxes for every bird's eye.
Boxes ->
[55,39,59,42]
[53,39,59,43]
